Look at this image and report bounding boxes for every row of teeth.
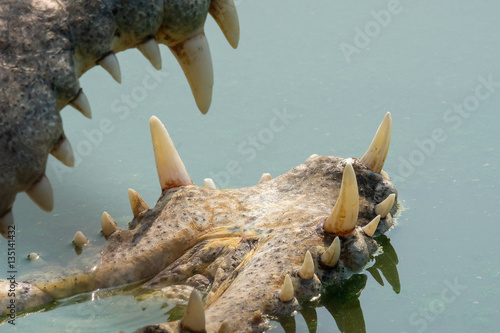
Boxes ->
[0,0,240,237]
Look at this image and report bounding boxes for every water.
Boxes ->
[2,0,500,332]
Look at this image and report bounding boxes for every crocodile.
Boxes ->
[0,113,398,332]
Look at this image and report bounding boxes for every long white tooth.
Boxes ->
[168,32,213,114]
[363,215,381,237]
[360,112,392,173]
[73,231,89,247]
[321,237,341,267]
[279,274,295,302]
[70,89,92,119]
[299,250,315,280]
[101,212,119,237]
[323,163,359,236]
[128,188,149,217]
[97,52,122,83]
[150,116,192,191]
[50,136,75,167]
[258,173,271,184]
[209,0,240,49]
[26,175,54,212]
[181,289,206,332]
[218,320,229,333]
[137,38,162,70]
[203,178,217,189]
[375,193,396,218]
[0,210,14,239]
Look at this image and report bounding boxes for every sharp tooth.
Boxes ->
[203,178,217,189]
[97,52,122,83]
[26,175,54,212]
[258,173,271,184]
[150,116,192,191]
[218,320,229,333]
[279,274,295,302]
[321,236,341,267]
[209,0,240,49]
[181,289,206,332]
[168,32,213,114]
[360,112,392,173]
[0,210,14,239]
[70,89,92,119]
[50,135,75,167]
[73,231,89,247]
[363,215,381,237]
[323,163,359,235]
[128,188,149,217]
[137,38,162,70]
[375,193,396,218]
[299,250,315,280]
[101,212,119,237]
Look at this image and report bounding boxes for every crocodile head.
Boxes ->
[3,113,398,332]
[0,0,239,235]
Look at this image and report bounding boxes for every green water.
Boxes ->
[2,0,500,332]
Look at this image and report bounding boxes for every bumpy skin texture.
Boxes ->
[0,0,210,223]
[0,155,398,332]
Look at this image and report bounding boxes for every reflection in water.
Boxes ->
[273,235,400,333]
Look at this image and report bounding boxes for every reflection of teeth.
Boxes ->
[97,52,122,84]
[209,0,240,49]
[73,231,89,247]
[149,116,192,191]
[323,163,359,236]
[50,135,75,167]
[168,32,213,114]
[218,320,230,333]
[279,274,294,302]
[70,89,92,119]
[0,210,14,239]
[181,289,206,332]
[137,38,162,70]
[363,215,381,237]
[258,173,271,184]
[101,212,119,237]
[128,188,149,217]
[204,178,217,189]
[26,175,54,212]
[321,236,341,267]
[360,112,392,173]
[375,193,395,218]
[299,250,315,280]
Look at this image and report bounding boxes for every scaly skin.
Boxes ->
[0,153,398,331]
[0,0,237,232]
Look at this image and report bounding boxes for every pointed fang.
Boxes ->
[97,52,122,83]
[150,116,192,191]
[50,136,75,167]
[181,289,206,332]
[258,173,271,184]
[299,250,315,280]
[321,237,341,267]
[279,274,295,302]
[0,210,14,239]
[168,32,213,114]
[203,178,217,189]
[323,163,359,236]
[363,215,381,237]
[360,112,392,173]
[70,89,92,119]
[73,231,89,247]
[137,38,162,70]
[26,175,54,212]
[218,320,229,333]
[101,212,119,237]
[209,0,240,49]
[128,188,149,217]
[375,193,396,218]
